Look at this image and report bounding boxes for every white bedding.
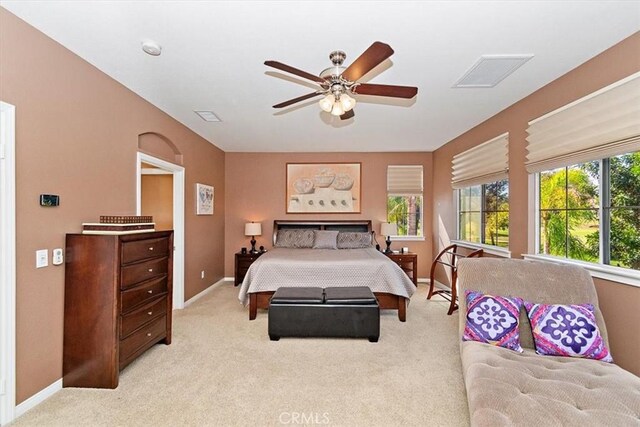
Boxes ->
[238,247,416,305]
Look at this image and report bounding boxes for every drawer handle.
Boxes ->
[148,290,153,294]
[148,268,153,272]
[148,311,153,315]
[149,247,154,251]
[146,333,152,337]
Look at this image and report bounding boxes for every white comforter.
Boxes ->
[238,247,416,305]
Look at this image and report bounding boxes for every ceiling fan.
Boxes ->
[265,41,418,120]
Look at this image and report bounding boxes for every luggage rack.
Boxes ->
[427,244,483,315]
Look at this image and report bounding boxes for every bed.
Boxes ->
[238,220,417,321]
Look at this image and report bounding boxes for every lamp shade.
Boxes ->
[330,100,345,116]
[318,94,334,113]
[244,222,262,236]
[380,222,398,237]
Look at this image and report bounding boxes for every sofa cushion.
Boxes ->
[525,302,612,362]
[461,341,640,426]
[463,290,523,353]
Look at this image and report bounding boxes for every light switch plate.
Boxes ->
[36,249,48,268]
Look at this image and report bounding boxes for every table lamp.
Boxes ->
[245,222,262,254]
[380,222,398,254]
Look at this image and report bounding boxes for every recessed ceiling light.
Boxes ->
[453,54,534,88]
[141,40,162,56]
[194,110,221,122]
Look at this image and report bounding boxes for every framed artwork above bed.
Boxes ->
[286,162,361,214]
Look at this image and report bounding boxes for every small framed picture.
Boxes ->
[196,183,214,215]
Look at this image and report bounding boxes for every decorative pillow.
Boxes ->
[524,302,612,362]
[312,230,339,249]
[337,232,372,249]
[463,290,524,353]
[274,229,315,248]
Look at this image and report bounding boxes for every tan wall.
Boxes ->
[141,174,174,230]
[225,152,433,278]
[432,32,640,375]
[0,9,226,403]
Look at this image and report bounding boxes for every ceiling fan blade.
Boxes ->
[265,60,326,84]
[340,42,394,82]
[273,92,322,108]
[340,109,355,120]
[353,83,418,99]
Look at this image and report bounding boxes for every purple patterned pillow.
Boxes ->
[524,302,612,362]
[463,290,524,352]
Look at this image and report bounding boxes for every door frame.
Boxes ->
[136,152,185,309]
[0,101,16,425]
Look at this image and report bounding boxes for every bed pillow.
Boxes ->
[312,230,339,249]
[463,290,524,353]
[274,229,315,248]
[524,302,613,362]
[337,232,373,249]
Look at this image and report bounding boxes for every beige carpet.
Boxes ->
[13,283,470,426]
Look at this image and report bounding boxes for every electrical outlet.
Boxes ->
[201,270,205,279]
[36,249,48,268]
[52,248,64,265]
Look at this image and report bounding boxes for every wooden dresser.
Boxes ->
[63,230,173,388]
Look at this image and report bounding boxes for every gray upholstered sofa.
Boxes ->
[456,258,640,427]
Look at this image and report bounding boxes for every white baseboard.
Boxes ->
[223,276,233,282]
[417,277,430,284]
[183,277,231,307]
[14,378,62,419]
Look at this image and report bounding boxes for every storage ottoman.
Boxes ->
[268,286,380,342]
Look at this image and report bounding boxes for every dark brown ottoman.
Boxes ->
[268,286,380,342]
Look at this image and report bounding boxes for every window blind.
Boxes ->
[451,133,509,189]
[526,71,640,173]
[387,165,423,194]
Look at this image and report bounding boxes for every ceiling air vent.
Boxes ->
[453,54,534,88]
[194,110,221,122]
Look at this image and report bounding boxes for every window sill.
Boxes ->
[522,254,640,288]
[390,236,425,242]
[451,240,512,258]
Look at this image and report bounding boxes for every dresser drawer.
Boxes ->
[122,237,170,264]
[119,315,166,368]
[120,296,167,338]
[121,276,168,312]
[121,257,168,289]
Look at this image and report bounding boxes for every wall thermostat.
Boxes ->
[40,194,60,207]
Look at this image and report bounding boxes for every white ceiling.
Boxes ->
[2,1,639,152]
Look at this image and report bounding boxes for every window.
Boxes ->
[537,151,640,271]
[387,166,423,238]
[452,133,509,248]
[458,179,509,247]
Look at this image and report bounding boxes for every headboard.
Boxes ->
[272,220,372,245]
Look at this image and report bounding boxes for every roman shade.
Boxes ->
[525,71,640,173]
[387,165,423,194]
[451,133,509,189]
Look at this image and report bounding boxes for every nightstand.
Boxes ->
[385,252,418,285]
[235,252,263,286]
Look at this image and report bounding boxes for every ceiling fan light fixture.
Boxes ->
[318,94,334,112]
[330,100,345,116]
[340,94,356,111]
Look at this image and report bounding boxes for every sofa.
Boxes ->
[456,258,640,426]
